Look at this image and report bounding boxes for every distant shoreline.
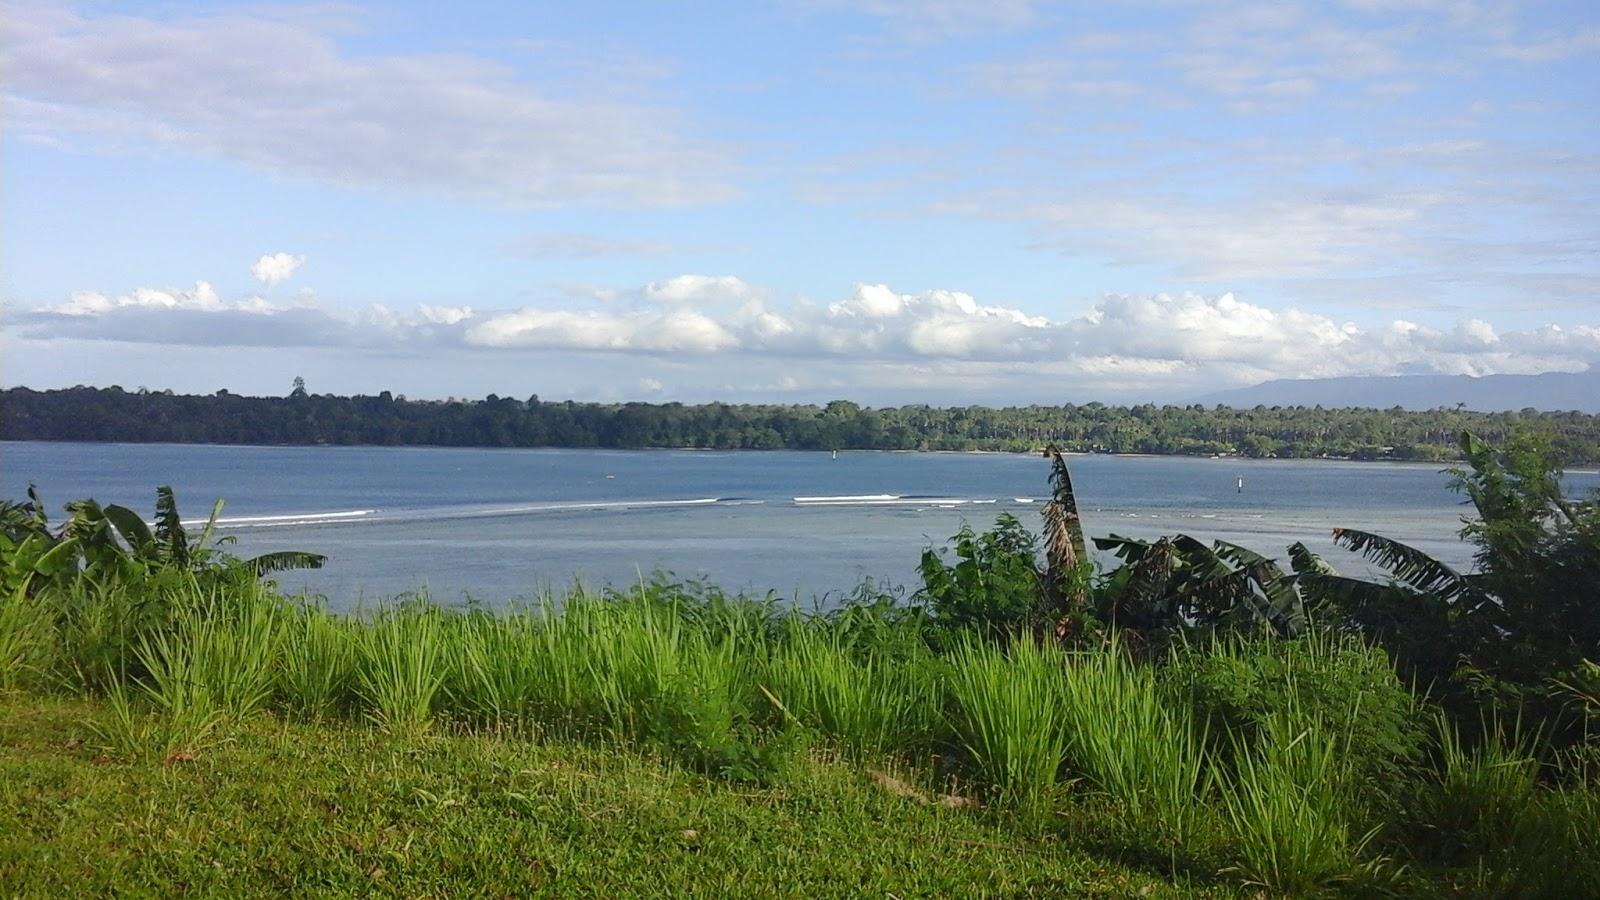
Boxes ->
[0,436,1479,467]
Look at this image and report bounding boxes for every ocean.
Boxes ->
[7,442,1590,609]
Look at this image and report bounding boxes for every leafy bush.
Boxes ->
[1165,631,1425,799]
[916,515,1048,645]
[1299,430,1600,744]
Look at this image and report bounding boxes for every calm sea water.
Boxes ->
[6,442,1593,609]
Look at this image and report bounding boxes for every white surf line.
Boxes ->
[420,497,727,520]
[211,509,377,527]
[793,495,986,506]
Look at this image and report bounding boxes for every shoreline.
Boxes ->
[0,437,1482,467]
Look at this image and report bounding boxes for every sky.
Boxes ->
[1,0,1597,405]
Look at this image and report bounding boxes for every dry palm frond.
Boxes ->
[1041,445,1087,581]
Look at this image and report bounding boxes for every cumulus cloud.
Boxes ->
[642,275,761,306]
[251,253,304,287]
[2,3,734,207]
[465,307,739,353]
[10,277,1597,398]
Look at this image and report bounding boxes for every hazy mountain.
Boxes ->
[1197,371,1600,413]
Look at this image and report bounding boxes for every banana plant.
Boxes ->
[1093,533,1309,638]
[1,486,325,590]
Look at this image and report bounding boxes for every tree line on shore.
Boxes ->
[4,383,1599,464]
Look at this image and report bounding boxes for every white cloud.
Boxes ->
[251,252,304,287]
[53,282,228,316]
[642,275,761,306]
[3,4,735,207]
[465,307,738,353]
[638,376,665,393]
[12,277,1597,397]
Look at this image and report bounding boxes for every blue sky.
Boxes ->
[2,0,1597,403]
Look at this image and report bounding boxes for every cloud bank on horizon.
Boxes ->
[13,275,1597,401]
[1,0,1596,403]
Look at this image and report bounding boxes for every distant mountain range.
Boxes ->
[1197,371,1600,413]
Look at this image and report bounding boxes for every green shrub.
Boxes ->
[1165,630,1424,799]
[916,515,1047,646]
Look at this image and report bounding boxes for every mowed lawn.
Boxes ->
[0,695,1227,898]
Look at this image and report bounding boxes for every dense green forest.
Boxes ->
[4,384,1599,464]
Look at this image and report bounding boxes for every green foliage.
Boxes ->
[8,384,1600,462]
[0,586,56,691]
[1402,718,1600,898]
[0,486,325,597]
[760,617,944,758]
[1300,430,1600,743]
[1055,643,1210,839]
[916,514,1048,645]
[92,586,284,758]
[1165,631,1425,794]
[1218,702,1389,894]
[1094,534,1308,640]
[354,603,447,732]
[943,634,1069,808]
[277,604,357,719]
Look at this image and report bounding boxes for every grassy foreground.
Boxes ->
[0,693,1219,898]
[3,576,1598,897]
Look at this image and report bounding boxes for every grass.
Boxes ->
[0,693,1223,898]
[1056,643,1210,841]
[4,575,1595,896]
[759,616,943,758]
[944,634,1069,809]
[354,603,447,732]
[1218,703,1385,894]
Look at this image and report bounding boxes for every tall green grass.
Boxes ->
[945,634,1068,807]
[277,604,356,719]
[1406,718,1600,897]
[354,603,447,732]
[0,586,56,691]
[1219,700,1386,893]
[1056,644,1210,838]
[11,570,1597,894]
[760,618,943,758]
[93,584,283,757]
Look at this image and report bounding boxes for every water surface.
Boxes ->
[8,442,1587,608]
